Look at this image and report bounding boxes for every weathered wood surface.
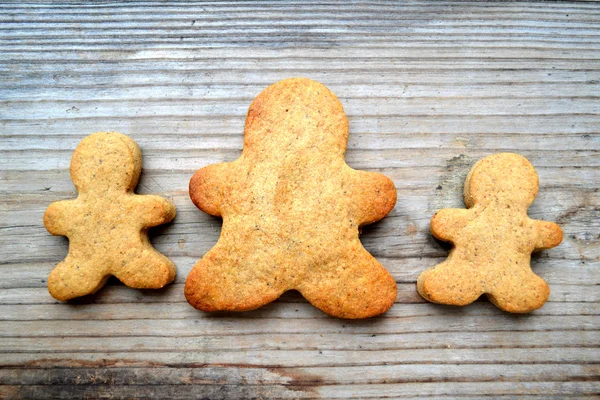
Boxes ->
[1,1,599,398]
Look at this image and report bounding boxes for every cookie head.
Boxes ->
[70,132,142,193]
[465,153,539,209]
[243,78,349,155]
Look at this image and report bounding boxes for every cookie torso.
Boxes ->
[453,203,538,269]
[60,194,160,262]
[186,78,397,318]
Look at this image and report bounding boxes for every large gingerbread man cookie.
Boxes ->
[44,132,177,300]
[417,153,563,313]
[185,78,397,318]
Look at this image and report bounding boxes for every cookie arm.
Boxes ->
[533,220,563,251]
[348,170,397,226]
[189,163,231,217]
[430,208,470,242]
[137,195,176,228]
[44,200,73,236]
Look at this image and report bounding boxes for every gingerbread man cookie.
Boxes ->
[44,132,176,300]
[185,78,397,318]
[417,153,563,313]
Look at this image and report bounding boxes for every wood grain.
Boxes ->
[1,1,599,398]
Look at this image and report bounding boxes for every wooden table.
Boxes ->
[1,1,599,398]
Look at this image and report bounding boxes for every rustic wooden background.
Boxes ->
[1,1,599,398]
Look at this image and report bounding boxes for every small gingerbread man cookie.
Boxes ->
[44,132,176,300]
[185,78,397,319]
[417,153,563,313]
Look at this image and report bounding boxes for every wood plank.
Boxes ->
[1,316,598,338]
[3,329,599,353]
[1,301,598,322]
[2,385,599,400]
[1,364,599,385]
[2,347,599,368]
[3,70,600,90]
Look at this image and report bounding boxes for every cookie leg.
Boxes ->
[113,249,176,289]
[48,255,110,301]
[487,270,550,313]
[417,260,484,306]
[184,253,284,312]
[297,249,397,319]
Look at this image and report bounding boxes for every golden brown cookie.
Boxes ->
[185,78,397,319]
[44,132,176,300]
[417,153,563,313]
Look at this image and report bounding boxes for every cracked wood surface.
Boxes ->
[1,1,599,399]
